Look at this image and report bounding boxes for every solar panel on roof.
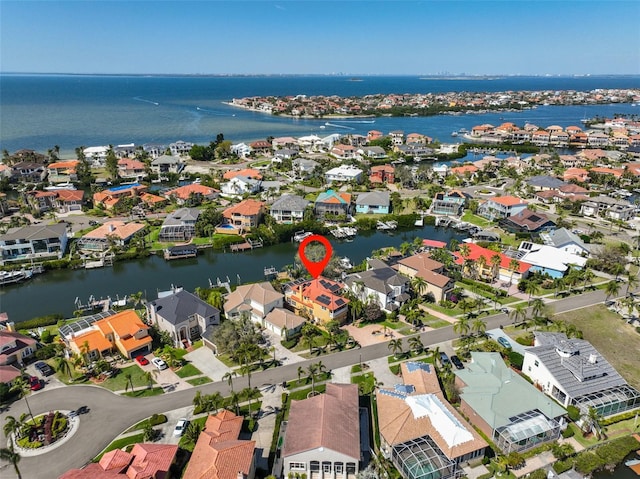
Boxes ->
[379,389,407,400]
[406,362,431,373]
[395,384,415,394]
[317,295,331,305]
[335,299,345,306]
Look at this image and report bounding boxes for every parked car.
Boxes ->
[29,376,43,391]
[497,336,512,349]
[34,361,54,377]
[135,355,149,366]
[450,355,465,370]
[151,357,168,370]
[173,418,189,436]
[439,352,451,366]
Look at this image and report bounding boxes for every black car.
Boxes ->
[450,355,465,370]
[34,361,54,377]
[439,352,451,366]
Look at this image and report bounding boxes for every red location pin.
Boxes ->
[298,234,333,279]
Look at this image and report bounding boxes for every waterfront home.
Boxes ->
[146,289,220,349]
[498,209,555,234]
[60,443,178,479]
[83,146,109,166]
[377,362,487,479]
[369,164,395,185]
[224,281,284,323]
[358,145,387,159]
[116,158,146,180]
[0,223,68,264]
[68,309,152,360]
[10,161,47,183]
[283,383,361,479]
[531,130,551,146]
[431,189,469,216]
[0,330,37,367]
[540,228,591,256]
[163,183,219,205]
[325,164,363,184]
[274,147,299,160]
[367,130,383,142]
[396,253,454,302]
[453,243,531,284]
[222,168,263,181]
[525,175,565,192]
[77,220,145,253]
[272,136,298,149]
[292,157,320,179]
[54,189,85,213]
[183,410,256,479]
[249,140,272,155]
[406,132,432,145]
[221,199,265,232]
[314,190,353,219]
[344,258,410,313]
[263,308,306,338]
[355,191,390,214]
[93,183,148,209]
[455,352,566,454]
[389,130,405,145]
[589,166,625,180]
[517,241,587,278]
[331,144,358,160]
[231,142,252,158]
[587,132,610,147]
[24,190,58,214]
[47,160,79,184]
[169,140,194,156]
[269,194,309,224]
[579,195,635,221]
[112,143,137,157]
[158,208,201,242]
[284,277,350,325]
[522,333,640,417]
[221,175,262,196]
[142,143,166,159]
[150,154,184,176]
[449,164,479,179]
[477,196,528,221]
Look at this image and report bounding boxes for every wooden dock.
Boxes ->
[230,237,263,252]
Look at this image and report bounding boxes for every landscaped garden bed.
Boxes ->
[13,411,69,449]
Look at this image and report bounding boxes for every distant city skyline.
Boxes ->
[1,1,639,76]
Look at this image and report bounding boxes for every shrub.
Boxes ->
[574,452,605,475]
[601,409,640,426]
[40,330,53,344]
[508,351,524,370]
[552,459,574,474]
[561,427,575,439]
[35,343,59,360]
[149,414,167,426]
[566,405,581,422]
[18,314,64,330]
[528,470,547,479]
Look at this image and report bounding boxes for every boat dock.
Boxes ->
[164,245,198,261]
[330,226,357,239]
[230,237,264,252]
[376,220,398,231]
[264,266,278,279]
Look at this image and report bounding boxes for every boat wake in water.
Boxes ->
[133,97,159,106]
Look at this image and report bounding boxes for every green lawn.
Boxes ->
[187,376,213,386]
[121,387,164,398]
[553,304,640,389]
[99,365,154,391]
[461,211,493,228]
[422,317,452,328]
[175,363,202,378]
[95,433,144,460]
[566,415,640,448]
[352,372,376,394]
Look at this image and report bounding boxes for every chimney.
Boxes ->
[588,354,597,364]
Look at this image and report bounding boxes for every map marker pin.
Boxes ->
[298,234,333,279]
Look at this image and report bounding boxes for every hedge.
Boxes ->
[601,408,640,426]
[459,278,507,297]
[18,314,64,330]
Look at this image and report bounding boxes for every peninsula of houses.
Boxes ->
[1,112,640,479]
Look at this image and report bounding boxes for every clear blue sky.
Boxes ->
[1,0,639,75]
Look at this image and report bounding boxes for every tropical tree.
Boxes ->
[509,303,527,326]
[476,255,487,280]
[508,259,520,286]
[524,281,540,303]
[471,317,487,338]
[124,373,135,393]
[229,391,241,415]
[183,421,203,446]
[604,280,621,300]
[222,371,237,392]
[582,407,604,440]
[142,422,156,442]
[453,316,471,338]
[242,387,260,418]
[55,356,73,379]
[307,363,320,394]
[143,370,157,389]
[10,377,35,425]
[411,276,428,297]
[387,338,404,359]
[625,270,639,297]
[408,336,423,355]
[301,324,319,354]
[0,439,22,479]
[553,277,566,298]
[3,416,21,440]
[490,254,502,280]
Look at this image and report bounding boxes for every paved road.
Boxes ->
[0,288,609,478]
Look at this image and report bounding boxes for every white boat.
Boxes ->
[625,458,640,467]
[0,270,30,286]
[44,182,76,191]
[377,220,398,231]
[339,257,353,270]
[293,231,313,242]
[451,131,458,137]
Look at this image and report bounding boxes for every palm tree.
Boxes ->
[471,317,486,338]
[388,338,404,359]
[222,371,237,392]
[625,270,638,297]
[476,255,487,280]
[55,356,73,379]
[524,281,540,303]
[509,303,527,326]
[10,377,35,425]
[209,392,224,414]
[183,421,202,446]
[508,259,520,286]
[3,416,21,440]
[242,387,260,418]
[143,370,157,389]
[0,439,22,479]
[411,276,428,298]
[124,373,135,393]
[553,277,566,298]
[307,363,319,393]
[490,254,502,280]
[605,280,621,301]
[430,345,441,371]
[408,336,423,355]
[453,316,471,338]
[229,391,241,415]
[530,298,546,320]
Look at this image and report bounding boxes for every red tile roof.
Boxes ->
[489,195,527,207]
[164,183,218,200]
[454,243,531,273]
[223,199,265,218]
[223,168,262,180]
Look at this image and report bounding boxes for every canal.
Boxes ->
[0,225,465,322]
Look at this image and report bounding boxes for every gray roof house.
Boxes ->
[151,154,185,175]
[146,289,220,348]
[355,191,391,215]
[526,175,566,191]
[540,228,591,256]
[158,207,201,242]
[292,158,320,179]
[522,332,640,417]
[270,194,310,224]
[456,352,566,454]
[0,223,68,264]
[344,258,410,312]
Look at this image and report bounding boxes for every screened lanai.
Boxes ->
[391,437,458,479]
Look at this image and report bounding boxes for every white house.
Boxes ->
[325,165,363,184]
[221,176,262,196]
[517,242,587,279]
[83,146,109,167]
[269,194,309,224]
[223,282,283,324]
[231,142,253,158]
[540,228,591,256]
[169,140,194,157]
[283,383,361,479]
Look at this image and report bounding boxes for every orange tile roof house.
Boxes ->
[283,383,361,479]
[477,196,528,221]
[67,309,152,360]
[454,243,531,284]
[222,199,265,232]
[396,253,454,302]
[59,443,178,479]
[77,220,146,252]
[222,168,263,181]
[284,277,350,325]
[376,362,487,479]
[47,160,79,183]
[117,158,147,180]
[163,183,219,204]
[93,183,148,210]
[449,164,479,177]
[183,410,256,479]
[369,164,395,184]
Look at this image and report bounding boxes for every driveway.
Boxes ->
[134,354,191,392]
[262,330,306,366]
[486,328,529,356]
[183,347,232,382]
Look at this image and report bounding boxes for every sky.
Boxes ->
[1,0,639,76]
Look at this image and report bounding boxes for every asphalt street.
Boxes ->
[0,288,609,478]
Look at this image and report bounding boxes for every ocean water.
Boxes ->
[1,74,639,156]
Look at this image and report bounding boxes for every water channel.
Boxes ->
[0,225,465,322]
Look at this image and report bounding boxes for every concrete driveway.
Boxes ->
[183,347,232,382]
[486,328,529,356]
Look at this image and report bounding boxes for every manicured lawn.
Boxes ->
[121,387,164,397]
[461,211,493,228]
[352,372,376,394]
[95,433,144,460]
[99,365,154,391]
[554,304,640,389]
[422,317,451,329]
[423,302,459,317]
[567,415,640,448]
[187,376,213,386]
[175,363,202,378]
